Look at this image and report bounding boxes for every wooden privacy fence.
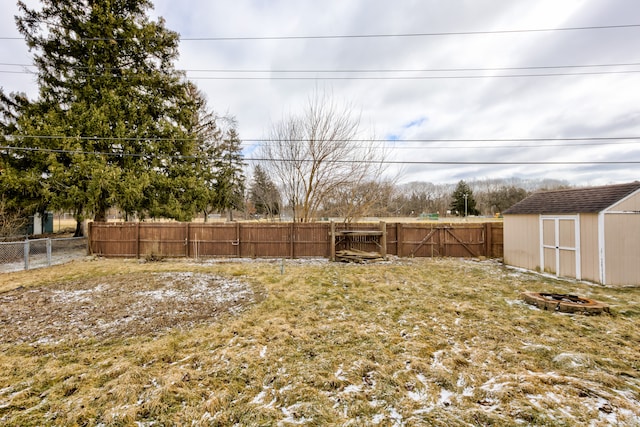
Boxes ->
[88,221,503,259]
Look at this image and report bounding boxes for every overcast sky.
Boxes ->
[1,0,639,185]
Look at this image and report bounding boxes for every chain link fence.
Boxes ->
[0,237,87,273]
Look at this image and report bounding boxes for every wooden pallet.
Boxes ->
[335,249,384,263]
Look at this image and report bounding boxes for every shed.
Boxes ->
[503,181,640,286]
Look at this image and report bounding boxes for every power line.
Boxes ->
[186,70,640,80]
[2,145,638,165]
[0,145,195,160]
[3,61,640,73]
[4,134,640,144]
[247,158,640,165]
[180,62,640,73]
[161,24,640,41]
[2,69,639,80]
[2,23,639,42]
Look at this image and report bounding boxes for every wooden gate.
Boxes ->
[397,224,490,258]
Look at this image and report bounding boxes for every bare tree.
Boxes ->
[323,180,395,221]
[259,91,388,222]
[0,195,27,238]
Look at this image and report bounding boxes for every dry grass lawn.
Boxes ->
[0,256,639,426]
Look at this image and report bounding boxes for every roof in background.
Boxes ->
[503,181,640,215]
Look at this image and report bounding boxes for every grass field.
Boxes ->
[0,257,638,426]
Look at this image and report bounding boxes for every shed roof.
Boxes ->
[503,181,640,215]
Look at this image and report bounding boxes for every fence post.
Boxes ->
[380,221,387,260]
[24,239,29,270]
[46,238,52,266]
[234,222,239,257]
[290,222,295,259]
[185,223,190,258]
[329,221,336,261]
[396,223,403,258]
[136,223,141,258]
[87,221,93,255]
[485,222,492,257]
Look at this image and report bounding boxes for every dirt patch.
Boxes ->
[0,272,264,344]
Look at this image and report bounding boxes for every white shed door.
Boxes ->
[540,216,581,280]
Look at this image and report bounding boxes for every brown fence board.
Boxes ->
[139,223,187,257]
[240,224,291,258]
[89,222,138,257]
[294,223,331,257]
[89,221,503,259]
[188,224,238,257]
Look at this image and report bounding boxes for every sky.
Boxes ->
[1,0,639,186]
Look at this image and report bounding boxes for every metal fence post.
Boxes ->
[24,239,30,270]
[47,238,52,266]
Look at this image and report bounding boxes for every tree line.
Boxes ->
[246,173,568,220]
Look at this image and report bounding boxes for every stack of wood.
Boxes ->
[335,248,384,263]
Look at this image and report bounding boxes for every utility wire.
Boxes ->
[2,145,638,165]
[1,23,639,42]
[2,69,639,79]
[3,134,640,144]
[179,24,640,40]
[3,61,640,73]
[185,71,640,80]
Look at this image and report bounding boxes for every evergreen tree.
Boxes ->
[213,127,246,220]
[8,0,204,229]
[450,180,479,216]
[249,165,281,218]
[186,83,223,222]
[0,91,52,223]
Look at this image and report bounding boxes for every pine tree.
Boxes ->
[214,127,246,220]
[188,85,224,221]
[9,0,203,227]
[450,180,479,216]
[249,165,281,218]
[1,91,52,222]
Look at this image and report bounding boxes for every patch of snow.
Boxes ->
[505,298,538,310]
[480,377,510,393]
[278,404,312,426]
[521,342,551,351]
[335,366,347,381]
[430,350,448,371]
[407,389,429,402]
[371,413,385,424]
[50,284,107,303]
[388,407,405,427]
[552,352,587,368]
[462,387,475,397]
[265,397,277,408]
[260,346,267,358]
[369,399,384,408]
[438,389,454,406]
[197,412,213,424]
[251,391,267,405]
[416,374,429,388]
[343,384,362,394]
[278,384,293,393]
